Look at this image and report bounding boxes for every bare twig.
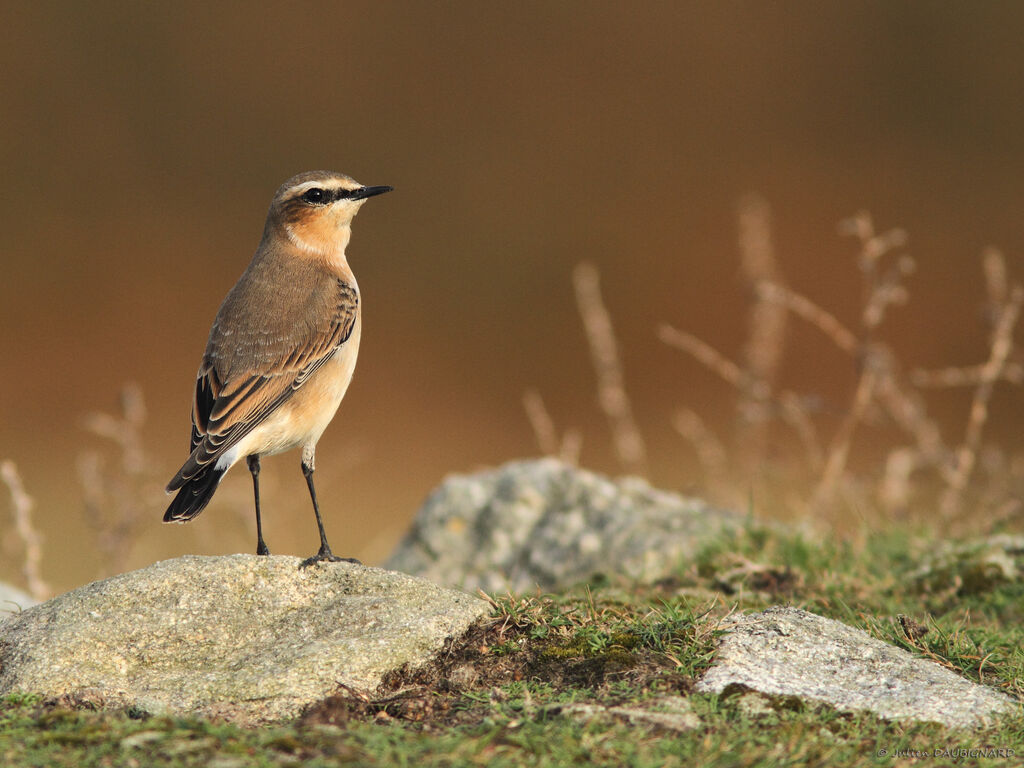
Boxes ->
[777,391,824,471]
[755,282,858,354]
[737,194,787,465]
[660,323,827,471]
[1,460,50,600]
[941,285,1024,517]
[911,363,1024,388]
[982,247,1008,317]
[810,216,918,505]
[671,409,729,487]
[873,363,952,481]
[559,430,583,467]
[522,389,581,465]
[658,325,765,397]
[813,352,882,506]
[79,383,161,576]
[878,447,922,513]
[523,389,558,457]
[839,211,911,342]
[573,262,647,475]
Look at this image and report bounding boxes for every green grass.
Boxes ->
[2,522,1022,767]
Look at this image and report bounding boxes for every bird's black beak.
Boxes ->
[350,185,393,200]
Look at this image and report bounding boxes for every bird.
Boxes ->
[163,170,391,566]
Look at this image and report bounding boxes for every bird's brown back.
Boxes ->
[203,239,357,384]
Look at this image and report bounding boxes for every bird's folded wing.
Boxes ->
[167,282,358,490]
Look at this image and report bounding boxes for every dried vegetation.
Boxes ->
[529,197,1024,534]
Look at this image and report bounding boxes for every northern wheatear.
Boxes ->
[164,170,391,566]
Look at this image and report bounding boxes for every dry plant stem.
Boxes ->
[911,363,1024,388]
[755,282,857,354]
[983,247,1008,315]
[522,390,581,465]
[873,370,952,482]
[737,194,787,466]
[941,285,1024,517]
[573,262,647,475]
[778,392,824,471]
[79,383,154,576]
[659,324,823,468]
[759,279,949,476]
[658,325,763,395]
[1,460,50,600]
[558,430,583,466]
[671,409,729,487]
[813,358,881,507]
[523,389,559,457]
[814,218,914,506]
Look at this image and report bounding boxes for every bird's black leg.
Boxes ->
[247,455,270,556]
[299,457,359,568]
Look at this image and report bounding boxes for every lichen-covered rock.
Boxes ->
[385,458,741,592]
[696,606,1018,729]
[0,582,38,622]
[0,555,488,724]
[909,535,1024,595]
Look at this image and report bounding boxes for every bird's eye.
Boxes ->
[302,188,328,204]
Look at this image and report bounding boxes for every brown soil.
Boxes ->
[300,619,694,729]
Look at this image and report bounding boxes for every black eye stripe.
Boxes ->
[297,187,358,204]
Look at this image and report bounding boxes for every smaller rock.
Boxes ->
[696,606,1018,729]
[386,459,741,592]
[0,582,38,622]
[554,696,700,732]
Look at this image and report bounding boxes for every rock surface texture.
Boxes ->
[0,555,488,724]
[696,606,1018,729]
[385,458,740,592]
[0,582,38,622]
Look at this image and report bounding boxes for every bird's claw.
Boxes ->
[299,548,360,568]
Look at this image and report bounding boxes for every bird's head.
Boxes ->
[265,170,392,258]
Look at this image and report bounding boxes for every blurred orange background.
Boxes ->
[3,2,1023,591]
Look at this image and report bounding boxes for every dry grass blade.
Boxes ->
[738,194,787,467]
[658,325,764,396]
[658,203,1019,531]
[522,389,581,465]
[573,262,647,475]
[911,363,1024,388]
[671,409,729,489]
[1,460,50,600]
[813,356,881,506]
[873,358,951,479]
[777,392,824,471]
[79,383,162,577]
[983,247,1008,314]
[660,323,824,476]
[523,389,559,457]
[755,282,858,354]
[941,285,1024,517]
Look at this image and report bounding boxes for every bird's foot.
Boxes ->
[299,546,360,568]
[256,543,270,556]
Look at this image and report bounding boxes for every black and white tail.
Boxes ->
[163,466,226,522]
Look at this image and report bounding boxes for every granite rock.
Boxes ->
[0,555,488,724]
[385,458,741,592]
[696,606,1018,729]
